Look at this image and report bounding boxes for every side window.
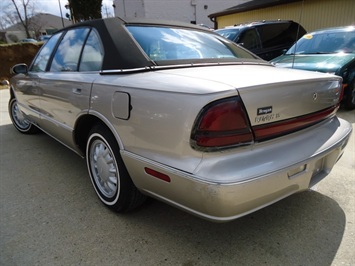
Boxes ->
[50,28,90,72]
[239,29,261,50]
[258,23,298,49]
[79,30,104,71]
[31,33,62,72]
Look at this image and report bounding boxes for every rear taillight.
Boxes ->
[340,83,346,102]
[191,97,253,150]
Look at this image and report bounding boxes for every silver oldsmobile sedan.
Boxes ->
[9,17,352,222]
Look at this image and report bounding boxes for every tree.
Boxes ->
[10,0,37,38]
[69,0,103,22]
[0,1,26,30]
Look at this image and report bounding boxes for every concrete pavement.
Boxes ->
[0,88,354,265]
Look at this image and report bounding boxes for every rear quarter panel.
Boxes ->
[89,71,238,173]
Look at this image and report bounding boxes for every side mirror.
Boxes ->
[11,63,28,75]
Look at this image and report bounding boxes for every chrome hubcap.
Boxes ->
[90,139,119,198]
[12,101,30,129]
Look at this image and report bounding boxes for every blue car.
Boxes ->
[19,38,38,43]
[39,35,51,42]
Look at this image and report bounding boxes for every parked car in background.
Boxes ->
[19,38,38,43]
[39,35,51,42]
[215,20,306,60]
[9,17,352,222]
[271,26,355,110]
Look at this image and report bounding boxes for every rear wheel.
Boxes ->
[344,80,355,110]
[8,98,38,134]
[86,124,146,212]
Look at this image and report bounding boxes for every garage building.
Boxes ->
[209,0,355,31]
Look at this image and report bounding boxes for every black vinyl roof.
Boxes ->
[55,17,213,71]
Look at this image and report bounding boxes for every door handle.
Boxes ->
[72,88,82,95]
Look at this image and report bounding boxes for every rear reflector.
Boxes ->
[145,167,171,182]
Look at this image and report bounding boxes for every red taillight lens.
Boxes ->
[340,83,346,102]
[191,97,253,150]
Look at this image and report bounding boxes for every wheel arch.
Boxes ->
[74,113,124,155]
[9,86,15,99]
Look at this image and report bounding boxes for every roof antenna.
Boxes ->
[292,0,305,68]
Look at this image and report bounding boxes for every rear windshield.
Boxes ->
[126,26,255,62]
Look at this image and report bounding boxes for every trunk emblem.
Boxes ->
[257,106,272,115]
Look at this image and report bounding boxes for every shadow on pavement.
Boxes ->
[125,190,345,265]
[0,122,346,265]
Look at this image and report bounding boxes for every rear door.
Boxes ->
[37,27,104,150]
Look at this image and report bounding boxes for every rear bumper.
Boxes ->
[122,117,352,222]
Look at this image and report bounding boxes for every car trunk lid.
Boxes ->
[158,64,341,122]
[230,67,342,141]
[159,64,342,142]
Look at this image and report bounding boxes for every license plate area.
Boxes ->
[309,157,327,187]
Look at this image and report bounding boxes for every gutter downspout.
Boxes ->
[191,0,197,24]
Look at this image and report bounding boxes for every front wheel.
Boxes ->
[8,98,38,134]
[86,125,146,212]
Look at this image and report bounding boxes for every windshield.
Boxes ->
[286,30,355,55]
[126,26,255,62]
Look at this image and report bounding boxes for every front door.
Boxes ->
[36,27,104,151]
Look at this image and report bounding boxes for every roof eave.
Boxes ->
[208,0,302,19]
